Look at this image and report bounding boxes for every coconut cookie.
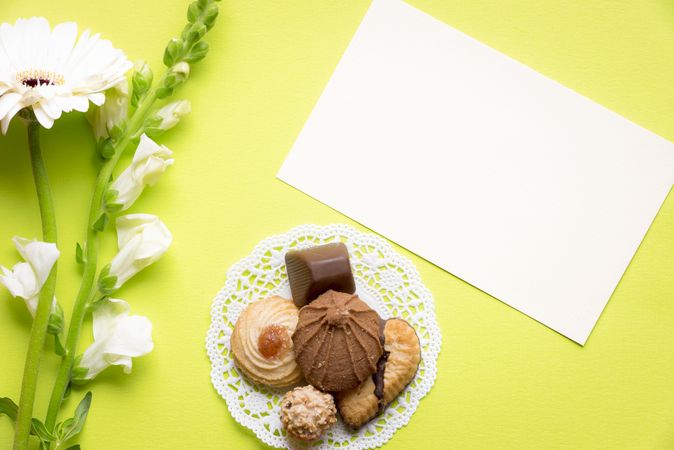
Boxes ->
[231,296,303,388]
[280,385,337,441]
[336,318,421,428]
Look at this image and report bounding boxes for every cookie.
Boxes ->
[231,296,303,388]
[336,318,421,428]
[377,318,421,405]
[334,377,380,429]
[292,290,383,392]
[280,385,337,441]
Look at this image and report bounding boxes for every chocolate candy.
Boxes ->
[285,243,356,307]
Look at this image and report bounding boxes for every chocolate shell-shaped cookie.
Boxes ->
[292,290,383,392]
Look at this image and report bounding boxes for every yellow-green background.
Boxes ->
[1,0,674,448]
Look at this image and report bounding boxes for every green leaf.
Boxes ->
[55,417,74,440]
[74,392,92,422]
[58,392,92,443]
[66,446,82,450]
[75,242,86,264]
[92,212,108,232]
[0,399,54,443]
[0,397,18,421]
[32,417,56,442]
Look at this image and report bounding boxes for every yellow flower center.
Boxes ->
[16,69,65,88]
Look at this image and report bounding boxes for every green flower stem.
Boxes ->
[44,86,161,430]
[14,120,58,450]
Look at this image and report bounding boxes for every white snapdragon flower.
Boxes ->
[108,214,172,289]
[155,99,190,130]
[144,100,191,136]
[110,134,174,211]
[76,298,153,380]
[0,237,59,316]
[87,79,129,140]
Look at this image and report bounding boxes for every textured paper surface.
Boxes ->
[278,0,674,344]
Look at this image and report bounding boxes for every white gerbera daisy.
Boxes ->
[0,17,132,134]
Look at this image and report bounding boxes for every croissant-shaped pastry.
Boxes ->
[336,318,421,428]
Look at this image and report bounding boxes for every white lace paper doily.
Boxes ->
[206,224,441,449]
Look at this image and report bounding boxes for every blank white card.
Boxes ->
[278,0,674,344]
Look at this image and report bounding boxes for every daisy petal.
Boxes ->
[88,92,105,106]
[69,95,89,112]
[39,99,62,120]
[33,105,54,129]
[0,91,22,118]
[0,101,22,134]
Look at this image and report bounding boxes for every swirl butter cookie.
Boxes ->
[336,318,421,428]
[231,296,303,387]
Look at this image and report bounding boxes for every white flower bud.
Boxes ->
[172,61,190,78]
[0,236,59,317]
[131,60,153,106]
[110,134,174,211]
[163,62,190,90]
[108,214,172,289]
[76,298,153,380]
[144,100,191,136]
